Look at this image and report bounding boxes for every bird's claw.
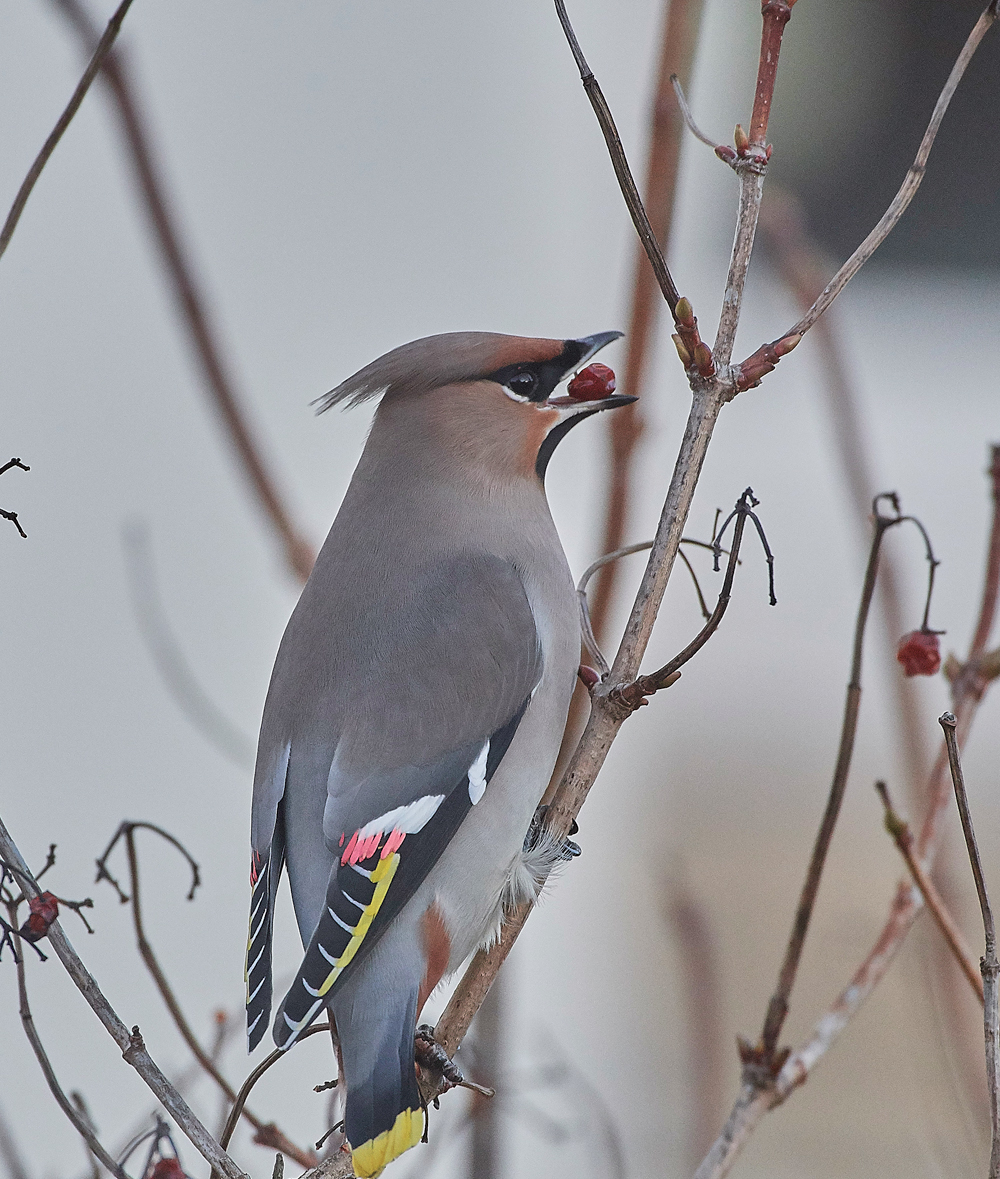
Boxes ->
[414,1026,494,1098]
[524,804,581,861]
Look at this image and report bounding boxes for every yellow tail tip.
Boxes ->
[351,1107,424,1177]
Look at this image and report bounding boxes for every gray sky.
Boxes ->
[1,2,999,1178]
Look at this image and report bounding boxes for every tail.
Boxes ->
[332,981,425,1177]
[246,818,285,1050]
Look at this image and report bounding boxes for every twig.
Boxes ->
[9,923,131,1179]
[764,2,998,349]
[670,75,727,154]
[611,488,774,710]
[941,712,1000,1179]
[694,448,1000,1179]
[552,0,680,313]
[0,814,247,1179]
[95,824,316,1169]
[759,188,929,801]
[50,0,315,584]
[122,524,255,770]
[0,0,134,262]
[219,1023,332,1152]
[587,0,706,640]
[756,494,926,1063]
[874,780,982,1002]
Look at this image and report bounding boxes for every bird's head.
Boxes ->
[317,331,633,485]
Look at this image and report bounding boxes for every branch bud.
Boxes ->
[674,296,695,326]
[693,341,715,377]
[715,144,737,164]
[734,124,750,155]
[671,334,691,366]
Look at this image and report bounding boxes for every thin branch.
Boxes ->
[773,2,999,345]
[874,779,982,1002]
[0,0,135,262]
[0,815,247,1179]
[941,712,1000,1179]
[756,495,915,1062]
[10,923,131,1179]
[219,1023,333,1152]
[587,0,706,640]
[552,0,680,313]
[612,488,774,710]
[95,824,316,1170]
[70,1092,103,1179]
[670,75,728,155]
[50,0,315,584]
[759,187,929,802]
[694,448,1000,1179]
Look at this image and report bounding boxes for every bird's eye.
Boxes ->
[505,371,538,399]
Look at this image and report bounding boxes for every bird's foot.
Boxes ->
[414,1026,494,1100]
[523,804,580,861]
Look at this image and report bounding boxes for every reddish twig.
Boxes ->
[0,0,134,263]
[747,1,795,149]
[874,780,982,1002]
[50,0,315,584]
[742,1,999,367]
[587,0,707,640]
[95,823,317,1170]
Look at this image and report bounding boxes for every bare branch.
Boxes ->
[0,0,134,263]
[941,712,1000,1179]
[552,0,680,313]
[10,924,131,1179]
[775,2,998,344]
[96,823,316,1169]
[756,494,930,1063]
[695,448,1000,1179]
[219,1023,333,1153]
[587,0,706,639]
[874,779,982,1002]
[50,0,315,584]
[0,814,247,1179]
[669,75,728,155]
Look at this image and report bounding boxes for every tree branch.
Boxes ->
[764,2,998,348]
[0,815,247,1179]
[50,0,315,584]
[941,712,1000,1179]
[95,823,316,1169]
[0,0,135,263]
[874,779,982,1002]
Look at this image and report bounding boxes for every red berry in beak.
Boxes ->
[568,362,616,401]
[896,630,941,677]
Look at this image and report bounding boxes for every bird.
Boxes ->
[245,330,632,1177]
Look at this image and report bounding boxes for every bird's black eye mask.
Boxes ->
[486,340,589,404]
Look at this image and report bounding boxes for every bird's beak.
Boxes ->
[542,330,633,413]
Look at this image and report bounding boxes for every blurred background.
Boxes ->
[1,1,998,1178]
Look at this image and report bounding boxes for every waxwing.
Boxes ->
[246,330,631,1176]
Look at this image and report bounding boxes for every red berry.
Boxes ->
[567,363,616,401]
[150,1159,186,1179]
[19,892,59,943]
[896,630,941,677]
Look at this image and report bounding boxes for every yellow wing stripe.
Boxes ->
[310,853,400,998]
[351,1106,424,1177]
